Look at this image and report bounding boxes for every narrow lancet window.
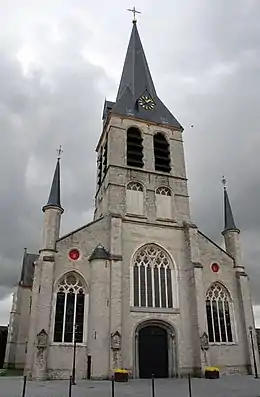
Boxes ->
[133,264,139,306]
[103,140,108,176]
[97,151,103,187]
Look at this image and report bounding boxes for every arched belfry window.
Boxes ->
[153,133,171,172]
[132,244,177,309]
[206,283,233,343]
[155,186,172,219]
[97,150,102,187]
[126,181,144,216]
[127,127,144,168]
[53,272,86,343]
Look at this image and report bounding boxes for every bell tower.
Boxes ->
[93,19,190,226]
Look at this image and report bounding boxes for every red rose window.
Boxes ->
[211,263,220,273]
[69,249,80,261]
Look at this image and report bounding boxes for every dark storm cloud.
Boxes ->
[173,0,260,303]
[0,0,260,323]
[0,11,114,308]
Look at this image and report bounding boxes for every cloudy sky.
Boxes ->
[1,0,260,325]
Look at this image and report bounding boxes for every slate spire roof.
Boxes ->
[222,178,239,233]
[43,158,63,212]
[20,248,39,287]
[116,20,157,102]
[104,21,182,129]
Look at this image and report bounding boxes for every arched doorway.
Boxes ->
[138,325,168,378]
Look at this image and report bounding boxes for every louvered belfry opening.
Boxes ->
[127,127,144,168]
[97,151,103,187]
[103,140,108,176]
[153,133,171,172]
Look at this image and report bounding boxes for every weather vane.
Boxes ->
[56,145,63,160]
[127,6,141,23]
[222,175,227,188]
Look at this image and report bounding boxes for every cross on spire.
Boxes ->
[127,6,141,23]
[222,175,227,189]
[56,145,63,160]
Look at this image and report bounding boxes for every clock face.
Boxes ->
[138,94,155,110]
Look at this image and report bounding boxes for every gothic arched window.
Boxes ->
[132,244,177,309]
[153,133,171,172]
[126,181,144,215]
[53,272,86,343]
[155,186,172,219]
[206,283,233,343]
[127,127,144,168]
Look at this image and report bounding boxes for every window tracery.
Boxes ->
[126,181,144,215]
[206,283,233,343]
[156,186,171,196]
[53,272,85,343]
[133,244,175,309]
[155,186,172,219]
[127,182,143,191]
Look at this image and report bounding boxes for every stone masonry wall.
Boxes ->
[46,216,110,379]
[120,220,197,376]
[198,232,250,373]
[95,115,190,224]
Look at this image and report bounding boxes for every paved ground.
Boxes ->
[1,375,260,397]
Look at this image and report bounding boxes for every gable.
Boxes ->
[57,216,110,257]
[198,230,234,264]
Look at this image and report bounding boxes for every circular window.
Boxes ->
[68,249,80,261]
[211,263,220,273]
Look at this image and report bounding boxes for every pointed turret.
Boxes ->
[221,177,243,269]
[43,158,63,213]
[103,21,182,129]
[41,149,64,252]
[222,177,239,234]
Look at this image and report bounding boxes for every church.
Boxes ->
[4,17,259,380]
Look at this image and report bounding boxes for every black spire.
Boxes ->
[222,177,239,233]
[105,22,182,129]
[43,158,63,212]
[116,21,157,102]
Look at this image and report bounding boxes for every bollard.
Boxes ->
[87,355,91,379]
[151,374,155,397]
[111,375,115,397]
[188,374,192,397]
[21,375,27,397]
[69,375,72,397]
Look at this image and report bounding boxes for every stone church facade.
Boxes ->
[4,20,259,380]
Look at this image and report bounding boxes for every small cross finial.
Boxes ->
[127,6,141,23]
[56,145,63,160]
[222,175,227,189]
